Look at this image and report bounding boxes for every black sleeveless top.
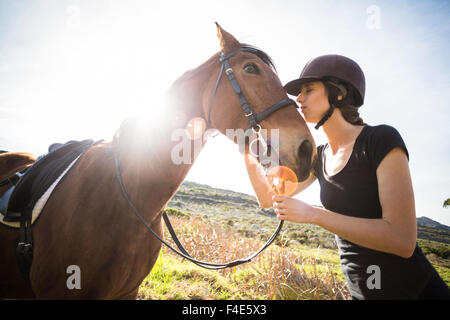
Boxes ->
[314,124,436,299]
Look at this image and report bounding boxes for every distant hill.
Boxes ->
[416,217,450,244]
[169,181,450,245]
[417,216,450,231]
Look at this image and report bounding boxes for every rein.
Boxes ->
[114,156,283,269]
[115,48,297,269]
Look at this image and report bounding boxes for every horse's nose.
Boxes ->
[296,138,313,181]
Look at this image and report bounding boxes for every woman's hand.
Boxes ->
[272,195,318,224]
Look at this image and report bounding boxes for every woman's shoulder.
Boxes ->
[363,124,403,138]
[361,124,409,167]
[358,124,406,147]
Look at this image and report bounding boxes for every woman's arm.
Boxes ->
[273,147,417,258]
[244,153,317,208]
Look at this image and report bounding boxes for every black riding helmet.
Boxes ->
[284,54,366,129]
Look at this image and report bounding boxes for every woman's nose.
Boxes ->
[296,92,304,104]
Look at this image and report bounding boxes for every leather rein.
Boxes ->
[114,48,298,269]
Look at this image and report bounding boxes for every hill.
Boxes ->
[169,181,450,246]
[168,181,337,249]
[417,216,450,232]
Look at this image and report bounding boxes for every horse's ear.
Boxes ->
[215,22,240,54]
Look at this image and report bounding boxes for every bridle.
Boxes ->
[114,48,298,269]
[209,47,298,167]
[208,47,298,132]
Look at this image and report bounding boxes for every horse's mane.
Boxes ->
[112,117,155,152]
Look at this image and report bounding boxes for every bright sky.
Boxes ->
[1,0,449,225]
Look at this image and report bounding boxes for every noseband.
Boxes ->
[207,47,298,131]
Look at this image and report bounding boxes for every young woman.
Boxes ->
[244,54,450,300]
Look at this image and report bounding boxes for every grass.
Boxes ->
[137,182,450,299]
[139,250,257,300]
[417,238,450,259]
[138,213,350,300]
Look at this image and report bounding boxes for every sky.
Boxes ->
[0,0,449,225]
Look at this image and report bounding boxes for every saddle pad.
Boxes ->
[0,139,94,227]
[0,154,82,228]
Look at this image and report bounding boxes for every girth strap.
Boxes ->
[15,206,33,287]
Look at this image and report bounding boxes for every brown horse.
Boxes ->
[0,152,36,184]
[0,24,315,299]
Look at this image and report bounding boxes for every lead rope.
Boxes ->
[114,155,283,269]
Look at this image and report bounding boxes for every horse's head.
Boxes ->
[205,24,315,182]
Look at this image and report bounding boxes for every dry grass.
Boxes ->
[138,214,350,300]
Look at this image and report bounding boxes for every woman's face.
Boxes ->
[296,81,330,124]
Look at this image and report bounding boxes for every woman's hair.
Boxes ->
[323,79,366,126]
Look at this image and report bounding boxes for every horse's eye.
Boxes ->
[243,63,259,75]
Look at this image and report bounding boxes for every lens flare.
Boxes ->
[267,166,298,196]
[186,117,206,140]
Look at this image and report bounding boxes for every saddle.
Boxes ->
[0,139,95,223]
[0,139,95,286]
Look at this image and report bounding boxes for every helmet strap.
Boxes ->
[326,81,347,99]
[314,103,335,130]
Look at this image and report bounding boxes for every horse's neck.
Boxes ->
[116,59,215,215]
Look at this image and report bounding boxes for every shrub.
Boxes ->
[165,207,190,218]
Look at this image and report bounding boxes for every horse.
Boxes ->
[0,152,36,184]
[0,24,315,299]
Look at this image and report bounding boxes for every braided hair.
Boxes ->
[323,79,365,126]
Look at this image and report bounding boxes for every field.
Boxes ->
[138,214,350,300]
[137,181,450,300]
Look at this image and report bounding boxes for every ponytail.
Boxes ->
[324,80,366,126]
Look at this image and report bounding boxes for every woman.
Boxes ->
[244,54,450,299]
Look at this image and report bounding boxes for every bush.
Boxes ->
[418,239,450,259]
[165,207,190,218]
